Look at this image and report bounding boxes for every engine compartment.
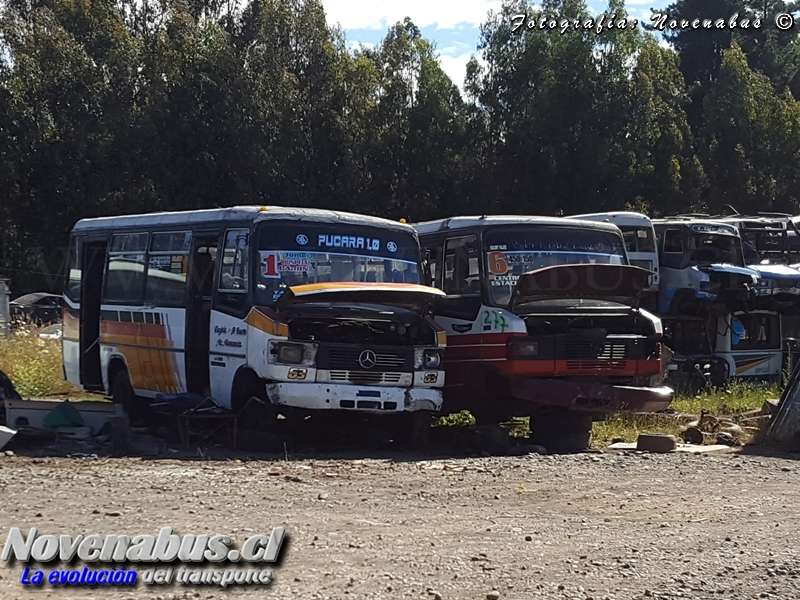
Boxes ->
[288,315,434,346]
[520,311,657,338]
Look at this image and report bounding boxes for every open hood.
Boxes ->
[746,263,800,281]
[697,263,759,278]
[510,264,651,309]
[275,282,445,313]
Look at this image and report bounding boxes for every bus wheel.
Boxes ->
[112,370,148,426]
[233,373,277,432]
[529,409,592,453]
[396,411,433,450]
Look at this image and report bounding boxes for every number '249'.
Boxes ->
[483,310,508,332]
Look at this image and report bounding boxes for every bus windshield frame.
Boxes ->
[253,221,422,306]
[483,225,627,308]
[619,225,656,253]
[684,231,745,267]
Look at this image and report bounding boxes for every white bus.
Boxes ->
[566,212,660,292]
[62,206,447,441]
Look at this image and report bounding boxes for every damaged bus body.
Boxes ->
[652,219,758,315]
[62,207,447,442]
[663,310,784,391]
[414,216,673,452]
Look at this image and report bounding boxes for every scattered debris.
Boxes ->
[607,442,733,454]
[0,425,16,450]
[5,398,123,433]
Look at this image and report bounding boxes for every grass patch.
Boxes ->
[670,382,780,415]
[0,325,80,398]
[433,410,476,427]
[593,381,780,447]
[593,413,684,445]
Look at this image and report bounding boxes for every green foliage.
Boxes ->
[670,380,780,414]
[1,0,800,291]
[0,326,79,398]
[433,410,477,427]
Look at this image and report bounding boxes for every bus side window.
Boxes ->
[66,237,81,303]
[103,233,148,305]
[217,228,250,313]
[425,245,443,289]
[145,232,191,307]
[663,229,683,253]
[443,236,478,295]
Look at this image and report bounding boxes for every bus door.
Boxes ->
[80,239,108,391]
[185,233,219,394]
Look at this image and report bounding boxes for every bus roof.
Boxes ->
[652,218,740,231]
[412,215,622,236]
[566,212,653,227]
[71,206,415,234]
[715,216,788,230]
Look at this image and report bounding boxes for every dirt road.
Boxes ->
[1,445,799,600]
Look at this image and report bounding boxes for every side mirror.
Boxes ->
[421,249,433,287]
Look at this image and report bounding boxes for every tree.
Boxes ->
[701,42,800,214]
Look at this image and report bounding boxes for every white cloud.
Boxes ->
[346,40,376,51]
[438,51,475,90]
[324,0,503,31]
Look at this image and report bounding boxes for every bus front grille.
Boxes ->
[328,371,404,385]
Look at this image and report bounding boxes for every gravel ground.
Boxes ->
[0,444,799,600]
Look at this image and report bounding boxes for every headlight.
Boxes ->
[276,343,304,364]
[698,280,718,292]
[507,339,539,359]
[422,350,441,370]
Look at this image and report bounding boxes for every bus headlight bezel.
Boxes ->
[506,338,540,360]
[422,350,442,370]
[275,342,305,365]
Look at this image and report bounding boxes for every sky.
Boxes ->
[323,0,665,93]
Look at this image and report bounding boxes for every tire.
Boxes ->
[112,370,149,426]
[529,409,593,453]
[232,372,277,432]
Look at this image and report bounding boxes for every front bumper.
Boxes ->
[508,377,674,413]
[265,382,443,414]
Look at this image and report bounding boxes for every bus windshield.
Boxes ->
[254,222,420,305]
[485,226,627,306]
[686,233,743,266]
[620,226,656,253]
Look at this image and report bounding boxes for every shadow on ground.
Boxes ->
[2,418,555,464]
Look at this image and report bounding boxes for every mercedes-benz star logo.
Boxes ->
[358,350,377,369]
[387,241,397,252]
[296,234,308,245]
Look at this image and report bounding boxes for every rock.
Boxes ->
[428,590,442,600]
[719,423,744,437]
[318,493,328,500]
[680,427,704,445]
[525,535,533,541]
[762,399,780,416]
[715,432,741,447]
[486,591,500,600]
[636,434,677,453]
